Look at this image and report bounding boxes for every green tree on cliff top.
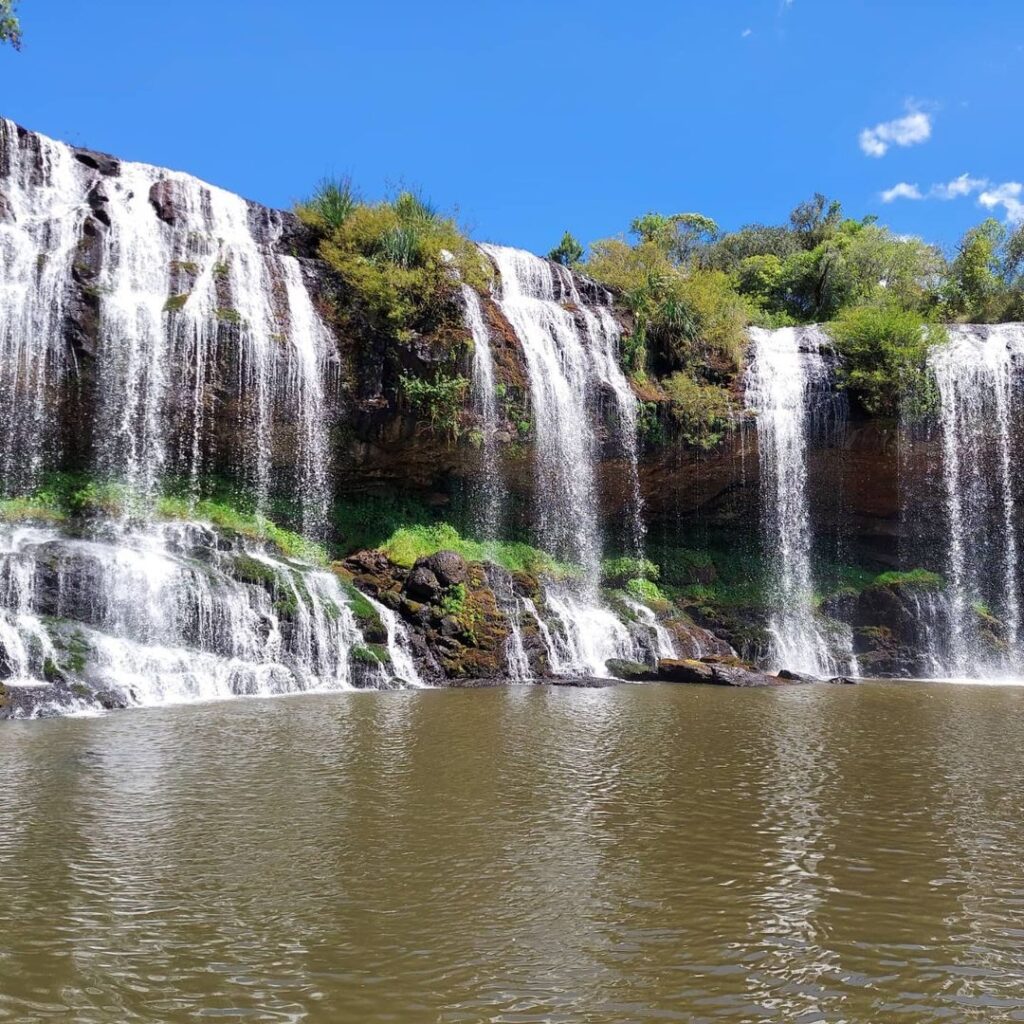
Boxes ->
[1,0,21,49]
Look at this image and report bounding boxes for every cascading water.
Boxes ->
[930,324,1024,676]
[746,327,852,676]
[364,594,426,688]
[0,118,334,523]
[463,283,504,542]
[481,244,642,676]
[0,121,85,494]
[0,122,383,715]
[0,520,387,716]
[625,597,678,661]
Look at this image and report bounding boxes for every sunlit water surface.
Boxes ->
[3,681,1024,1023]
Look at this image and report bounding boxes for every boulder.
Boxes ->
[655,658,782,687]
[656,658,716,684]
[419,550,468,587]
[404,565,441,602]
[776,668,817,681]
[606,659,659,681]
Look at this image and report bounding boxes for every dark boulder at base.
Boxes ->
[655,658,785,687]
[606,659,660,682]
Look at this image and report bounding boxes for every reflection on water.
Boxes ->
[3,683,1024,1022]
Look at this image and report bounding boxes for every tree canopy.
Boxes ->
[0,0,21,49]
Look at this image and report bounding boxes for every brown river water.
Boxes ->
[2,681,1024,1023]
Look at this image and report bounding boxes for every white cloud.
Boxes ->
[878,173,1024,224]
[881,182,924,203]
[929,173,988,199]
[979,182,1024,224]
[859,110,932,158]
[741,27,752,37]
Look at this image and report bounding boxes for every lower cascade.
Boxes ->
[0,520,416,717]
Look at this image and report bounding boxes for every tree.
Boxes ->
[547,231,584,268]
[629,211,719,266]
[789,193,843,249]
[943,219,1009,320]
[0,0,20,49]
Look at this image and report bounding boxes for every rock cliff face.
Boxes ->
[3,119,1023,716]
[0,119,938,548]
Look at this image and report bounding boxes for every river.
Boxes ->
[2,681,1024,1022]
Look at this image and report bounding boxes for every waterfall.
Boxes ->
[0,120,86,494]
[0,520,403,716]
[624,597,678,661]
[481,244,641,676]
[0,119,334,526]
[364,594,426,687]
[930,324,1024,676]
[746,327,851,676]
[463,284,504,541]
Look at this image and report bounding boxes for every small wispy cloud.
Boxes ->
[859,108,932,158]
[979,182,1024,223]
[929,173,988,200]
[880,173,1024,224]
[881,182,924,203]
[741,27,752,38]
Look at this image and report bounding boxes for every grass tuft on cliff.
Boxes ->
[157,497,329,566]
[380,522,579,579]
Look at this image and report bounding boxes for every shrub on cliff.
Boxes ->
[380,523,577,579]
[298,184,490,339]
[662,372,737,450]
[830,306,946,420]
[585,233,748,377]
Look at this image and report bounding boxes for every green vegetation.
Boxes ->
[380,522,578,579]
[601,556,660,585]
[586,232,748,379]
[440,582,468,617]
[871,568,944,591]
[163,293,190,313]
[0,0,21,50]
[829,307,946,419]
[624,577,667,605]
[940,219,1024,322]
[547,231,584,268]
[399,372,469,439]
[572,192,1024,434]
[662,372,737,449]
[0,493,65,524]
[157,497,328,565]
[298,181,490,340]
[352,643,390,667]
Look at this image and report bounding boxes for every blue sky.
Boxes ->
[1,0,1021,255]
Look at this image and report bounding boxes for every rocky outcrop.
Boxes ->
[341,549,515,682]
